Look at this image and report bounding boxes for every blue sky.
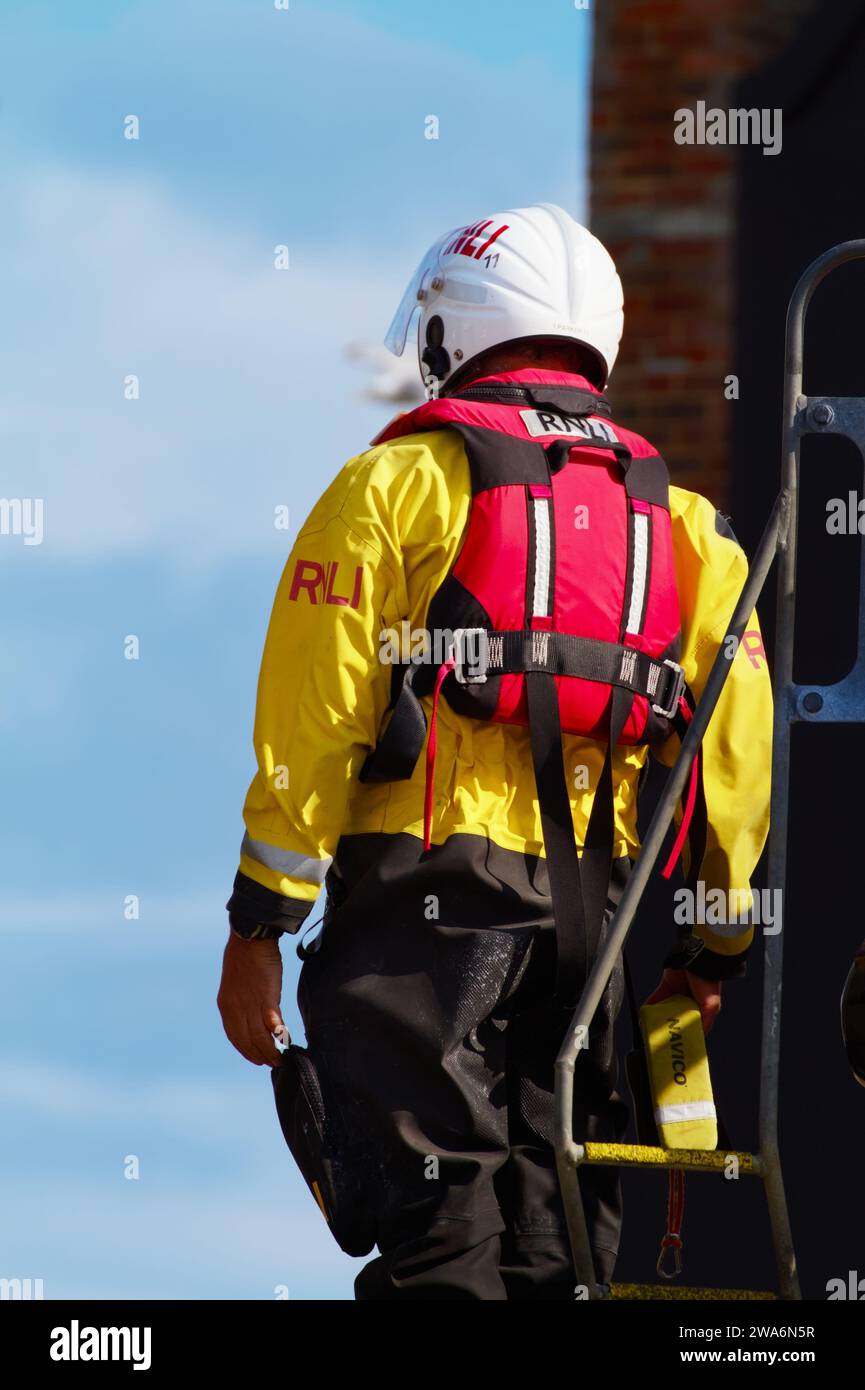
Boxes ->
[0,0,592,1299]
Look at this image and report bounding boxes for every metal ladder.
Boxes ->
[555,240,865,1302]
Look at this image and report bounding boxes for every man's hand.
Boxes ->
[645,968,722,1034]
[217,933,285,1066]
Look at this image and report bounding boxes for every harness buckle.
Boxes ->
[451,628,489,684]
[651,658,685,720]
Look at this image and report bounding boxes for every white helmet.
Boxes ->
[384,203,624,393]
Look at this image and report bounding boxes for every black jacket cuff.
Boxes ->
[663,932,749,981]
[225,871,314,936]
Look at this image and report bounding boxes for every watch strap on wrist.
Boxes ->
[229,914,284,941]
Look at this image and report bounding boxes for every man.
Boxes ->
[218,203,772,1300]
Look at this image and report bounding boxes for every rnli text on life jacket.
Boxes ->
[519,408,621,444]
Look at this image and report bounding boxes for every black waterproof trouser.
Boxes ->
[297,845,632,1300]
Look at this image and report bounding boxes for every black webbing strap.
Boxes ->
[486,630,683,713]
[358,666,427,784]
[526,671,592,1001]
[580,683,633,953]
[545,435,633,472]
[526,673,634,1003]
[545,437,671,512]
[359,633,683,785]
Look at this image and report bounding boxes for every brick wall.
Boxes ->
[590,0,818,503]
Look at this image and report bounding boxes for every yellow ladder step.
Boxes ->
[610,1282,776,1301]
[582,1142,757,1173]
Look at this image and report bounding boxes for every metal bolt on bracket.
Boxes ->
[808,400,835,428]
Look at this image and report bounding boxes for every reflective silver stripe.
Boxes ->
[654,1101,717,1125]
[241,832,331,884]
[625,511,649,635]
[532,498,551,617]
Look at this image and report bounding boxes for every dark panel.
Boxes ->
[616,2,865,1295]
[651,0,865,1297]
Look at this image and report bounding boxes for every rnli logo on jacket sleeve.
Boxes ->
[288,560,363,608]
[519,409,620,445]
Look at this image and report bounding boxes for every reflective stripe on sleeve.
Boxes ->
[240,832,332,884]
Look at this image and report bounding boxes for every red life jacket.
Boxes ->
[363,369,695,999]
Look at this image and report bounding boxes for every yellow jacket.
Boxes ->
[228,416,772,976]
